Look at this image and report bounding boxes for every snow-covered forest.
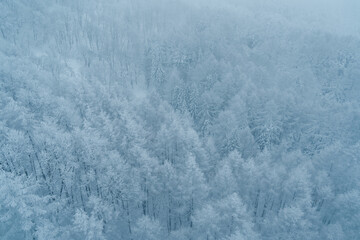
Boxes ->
[1,0,360,239]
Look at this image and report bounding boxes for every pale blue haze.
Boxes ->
[0,0,359,239]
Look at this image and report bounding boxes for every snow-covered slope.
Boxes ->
[1,0,359,239]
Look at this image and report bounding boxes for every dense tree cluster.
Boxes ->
[1,0,359,239]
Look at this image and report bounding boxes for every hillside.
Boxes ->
[1,0,360,239]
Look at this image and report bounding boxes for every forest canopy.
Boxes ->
[0,0,359,239]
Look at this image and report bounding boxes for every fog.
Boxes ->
[0,0,359,239]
